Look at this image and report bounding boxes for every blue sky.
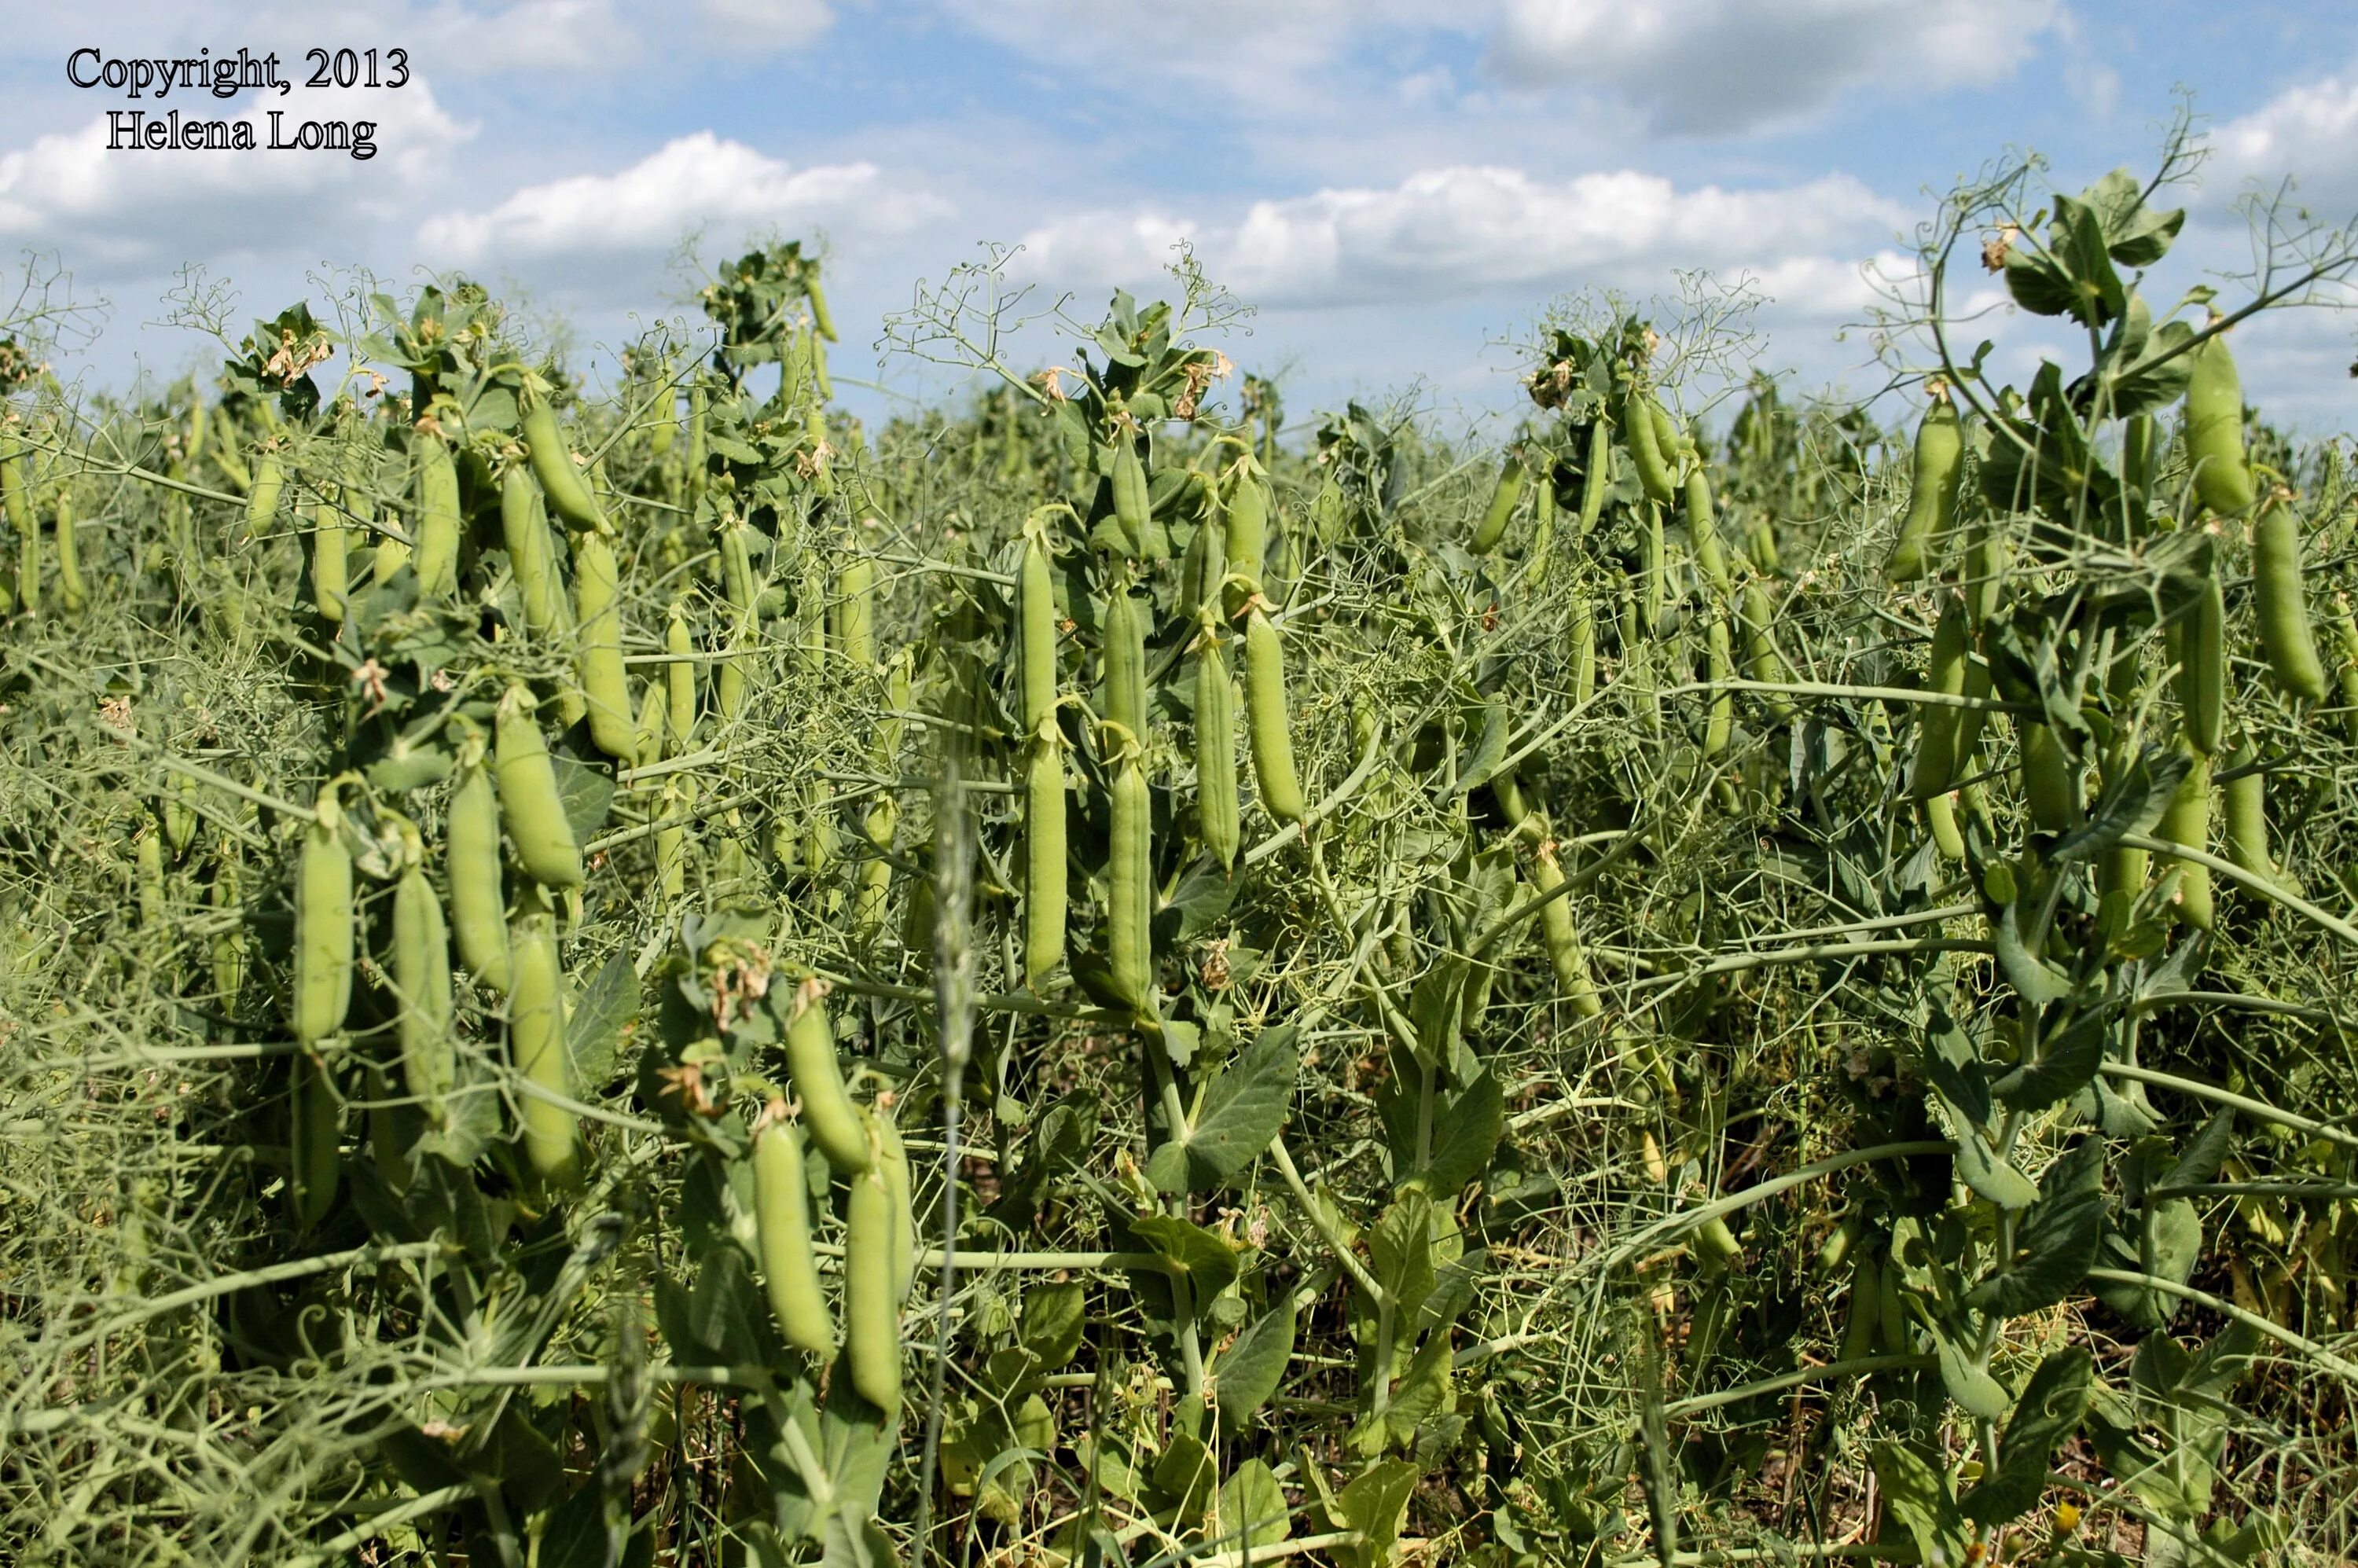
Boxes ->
[5,2,2357,438]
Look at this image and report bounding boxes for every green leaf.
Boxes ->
[1966,1139,2105,1318]
[1332,1458,1420,1568]
[1989,1005,2106,1112]
[1149,1430,1215,1524]
[1870,1443,1971,1567]
[2081,167,2186,266]
[2152,1111,2236,1197]
[1145,1026,1298,1194]
[1934,1321,2012,1421]
[553,746,617,845]
[1126,1212,1241,1319]
[1364,1192,1439,1320]
[1947,1119,2040,1211]
[1449,700,1511,795]
[1214,1458,1291,1551]
[1405,1070,1504,1199]
[1020,1283,1087,1371]
[1963,1346,2095,1525]
[567,954,639,1090]
[1154,854,1236,945]
[1991,899,2072,1006]
[2052,744,2188,864]
[1214,1302,1297,1434]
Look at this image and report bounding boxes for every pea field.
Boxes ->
[6,128,2358,1568]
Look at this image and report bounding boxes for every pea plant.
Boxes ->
[3,121,2358,1568]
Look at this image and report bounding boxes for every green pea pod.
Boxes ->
[393,867,455,1105]
[810,332,833,402]
[1224,469,1268,619]
[2185,329,2256,516]
[1623,390,1676,506]
[523,395,607,531]
[1886,398,1962,583]
[1019,535,1058,732]
[719,518,755,615]
[1875,1254,1909,1354]
[1578,417,1611,534]
[2,436,36,615]
[2121,411,2157,501]
[507,883,580,1186]
[1740,580,1794,721]
[1533,844,1601,1019]
[2220,742,2275,883]
[137,817,165,930]
[500,467,565,635]
[685,384,709,509]
[1107,735,1154,1017]
[54,490,84,615]
[666,602,697,751]
[572,530,636,761]
[1243,605,1304,823]
[1019,534,1066,987]
[1521,464,1558,587]
[2335,593,2358,745]
[1111,438,1151,554]
[784,980,872,1176]
[1102,589,1148,737]
[1925,791,1966,861]
[1684,467,1729,593]
[244,453,284,543]
[855,795,896,946]
[293,795,354,1048]
[872,1104,917,1306]
[752,1113,834,1357]
[1702,615,1733,758]
[843,1166,902,1415]
[494,684,585,890]
[1569,596,1597,709]
[1471,450,1525,555]
[2250,495,2330,702]
[836,555,876,671]
[288,1052,342,1232]
[1195,622,1240,871]
[1961,515,2007,630]
[656,779,689,901]
[1838,1253,1882,1364]
[2019,722,2080,834]
[446,758,512,993]
[1640,503,1666,634]
[2173,569,2226,754]
[1746,512,1781,576]
[413,433,462,597]
[210,850,247,1004]
[634,681,667,773]
[2156,749,2213,931]
[312,501,349,624]
[1912,592,1969,800]
[806,275,838,343]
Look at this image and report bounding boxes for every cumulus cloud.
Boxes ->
[1486,0,2061,135]
[1013,164,1908,314]
[2209,74,2358,216]
[0,81,474,272]
[416,131,947,269]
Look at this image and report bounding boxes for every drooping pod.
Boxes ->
[446,751,512,992]
[1194,615,1240,871]
[2156,748,2214,931]
[666,601,697,750]
[634,681,667,773]
[500,466,566,636]
[1533,843,1602,1018]
[53,489,84,615]
[2185,325,2256,516]
[2173,568,2226,755]
[1101,587,1148,738]
[751,1107,834,1357]
[1018,531,1066,987]
[523,390,608,531]
[494,683,586,890]
[507,882,580,1186]
[288,1051,342,1231]
[1911,592,1970,799]
[413,430,462,597]
[392,865,456,1104]
[1926,791,1966,861]
[1838,1252,1883,1363]
[1111,436,1151,555]
[2220,741,2277,883]
[1568,594,1598,709]
[835,553,878,672]
[244,451,285,543]
[1243,604,1305,823]
[2250,491,2330,702]
[209,848,248,1004]
[656,777,689,901]
[1684,466,1730,593]
[1106,723,1155,1018]
[1578,417,1611,534]
[312,500,350,624]
[136,815,165,929]
[1471,450,1525,555]
[2018,722,2081,834]
[1223,467,1269,619]
[1739,578,1794,721]
[1623,387,1677,506]
[292,784,354,1048]
[1886,395,1963,583]
[783,977,872,1176]
[871,1102,918,1306]
[2,431,36,614]
[571,528,636,760]
[1702,614,1734,758]
[854,795,897,946]
[843,1165,903,1415]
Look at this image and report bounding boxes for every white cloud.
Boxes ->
[1012,164,1908,314]
[0,82,474,271]
[1486,0,2060,135]
[2209,74,2358,215]
[416,131,947,267]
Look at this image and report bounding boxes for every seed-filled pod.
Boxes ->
[312,501,350,624]
[413,431,462,597]
[292,788,354,1048]
[752,1109,833,1357]
[1111,437,1151,555]
[1471,450,1525,555]
[855,795,897,945]
[1194,618,1240,871]
[656,778,689,901]
[53,490,84,615]
[1886,395,1963,583]
[1019,532,1066,986]
[523,393,607,531]
[2185,327,2256,516]
[244,452,285,543]
[1102,589,1148,738]
[1702,615,1734,758]
[1623,388,1677,507]
[2250,492,2330,702]
[1106,728,1155,1017]
[507,883,580,1186]
[1640,503,1667,635]
[2018,722,2081,834]
[572,529,636,761]
[494,683,585,890]
[1243,604,1305,824]
[136,816,165,930]
[2335,593,2358,745]
[1739,578,1794,721]
[836,553,877,671]
[1926,791,1966,861]
[500,466,565,636]
[1912,592,1970,800]
[1533,843,1602,1019]
[784,978,872,1176]
[1684,466,1730,593]
[446,755,511,993]
[210,849,247,1004]
[843,1166,903,1415]
[871,1103,918,1306]
[392,866,455,1104]
[1224,468,1269,619]
[288,1051,342,1231]
[634,681,667,773]
[2156,749,2214,931]
[2220,742,2276,883]
[666,602,697,750]
[1578,417,1611,534]
[2173,569,2226,755]
[2,434,36,615]
[1569,595,1598,709]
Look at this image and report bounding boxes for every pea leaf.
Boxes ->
[1214,1458,1291,1551]
[1934,1320,2012,1421]
[1871,1443,1971,1567]
[1331,1458,1420,1568]
[1991,900,2072,1006]
[1963,1346,2094,1525]
[1020,1282,1087,1370]
[1144,1026,1297,1193]
[1965,1139,2105,1318]
[567,954,639,1090]
[1125,1212,1240,1320]
[1403,1070,1504,1199]
[1214,1302,1297,1434]
[1990,1005,2106,1111]
[2051,744,2188,864]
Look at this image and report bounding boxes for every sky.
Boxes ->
[4,1,2358,440]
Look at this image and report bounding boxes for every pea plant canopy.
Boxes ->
[7,116,2358,1568]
